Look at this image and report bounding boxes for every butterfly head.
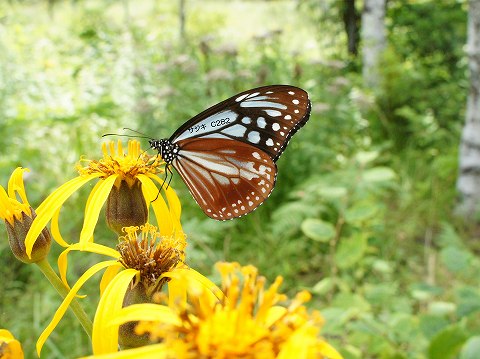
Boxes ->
[149,139,179,164]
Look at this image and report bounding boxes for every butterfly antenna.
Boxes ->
[123,127,155,140]
[102,128,155,140]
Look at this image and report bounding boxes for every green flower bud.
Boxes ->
[106,179,148,235]
[5,208,52,264]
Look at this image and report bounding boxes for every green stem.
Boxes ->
[35,257,93,339]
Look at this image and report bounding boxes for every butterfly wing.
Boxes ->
[170,85,311,162]
[171,138,277,220]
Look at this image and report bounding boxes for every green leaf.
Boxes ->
[419,314,449,339]
[355,151,379,165]
[345,203,378,223]
[428,301,456,316]
[440,246,472,273]
[362,167,396,182]
[317,186,348,199]
[312,277,335,295]
[460,336,480,359]
[428,325,468,359]
[456,286,480,317]
[335,234,368,269]
[372,259,393,274]
[301,218,335,242]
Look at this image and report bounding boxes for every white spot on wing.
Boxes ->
[247,92,260,98]
[242,117,252,124]
[240,101,287,109]
[252,152,261,159]
[288,91,295,95]
[212,172,230,185]
[248,131,260,144]
[257,117,267,129]
[292,99,300,105]
[284,115,292,120]
[266,138,274,147]
[265,110,282,117]
[236,93,249,102]
[222,124,247,137]
[272,123,280,131]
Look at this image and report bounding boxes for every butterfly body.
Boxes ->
[150,85,311,220]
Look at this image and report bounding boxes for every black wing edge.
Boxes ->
[272,98,311,162]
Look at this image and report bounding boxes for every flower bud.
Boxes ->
[118,282,153,349]
[0,329,24,359]
[5,208,51,264]
[106,179,148,235]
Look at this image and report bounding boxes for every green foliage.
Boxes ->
[0,0,475,358]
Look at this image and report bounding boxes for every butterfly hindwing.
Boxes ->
[170,85,311,161]
[172,138,277,220]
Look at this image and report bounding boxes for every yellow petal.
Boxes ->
[318,341,344,359]
[137,175,173,236]
[147,174,183,236]
[164,267,224,302]
[80,343,170,359]
[265,306,287,327]
[111,304,180,327]
[79,174,118,245]
[164,186,181,220]
[58,243,121,289]
[147,174,181,220]
[8,167,30,206]
[0,329,24,359]
[167,276,187,307]
[0,186,11,220]
[26,173,101,257]
[36,260,119,356]
[0,329,15,339]
[51,208,70,247]
[100,265,122,297]
[92,268,138,355]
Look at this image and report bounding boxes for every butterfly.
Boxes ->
[149,85,311,220]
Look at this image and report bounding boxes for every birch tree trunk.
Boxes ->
[361,0,386,88]
[457,0,480,218]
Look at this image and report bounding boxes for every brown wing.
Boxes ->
[172,138,277,220]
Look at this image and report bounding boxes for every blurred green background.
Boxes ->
[1,0,478,358]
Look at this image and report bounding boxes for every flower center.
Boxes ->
[117,224,185,292]
[76,140,164,184]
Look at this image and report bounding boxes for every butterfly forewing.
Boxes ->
[171,138,277,220]
[170,85,311,162]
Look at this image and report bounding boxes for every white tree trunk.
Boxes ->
[457,0,480,217]
[361,0,386,88]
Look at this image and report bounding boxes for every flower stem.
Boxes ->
[35,257,93,339]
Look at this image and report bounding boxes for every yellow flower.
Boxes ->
[0,329,24,359]
[84,262,343,359]
[24,140,182,258]
[0,167,51,263]
[36,224,220,356]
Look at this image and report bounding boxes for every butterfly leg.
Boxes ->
[152,164,174,202]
